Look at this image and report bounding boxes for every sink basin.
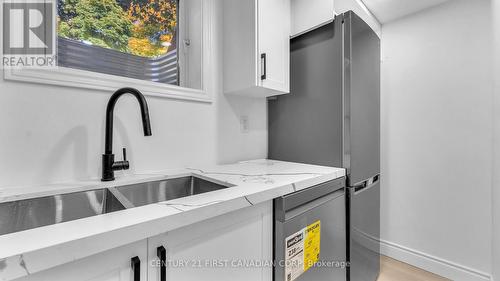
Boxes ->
[0,189,125,236]
[115,176,230,207]
[0,176,231,236]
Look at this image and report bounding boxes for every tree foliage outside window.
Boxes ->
[57,0,177,58]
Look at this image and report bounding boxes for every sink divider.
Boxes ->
[107,187,136,209]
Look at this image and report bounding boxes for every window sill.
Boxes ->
[3,67,213,103]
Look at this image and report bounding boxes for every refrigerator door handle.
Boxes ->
[352,174,379,195]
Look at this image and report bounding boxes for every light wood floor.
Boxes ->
[377,256,450,281]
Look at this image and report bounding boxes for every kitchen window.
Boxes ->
[57,0,180,85]
[4,0,209,102]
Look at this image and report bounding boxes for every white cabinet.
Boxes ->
[147,201,273,281]
[17,240,148,281]
[223,0,290,97]
[14,202,273,281]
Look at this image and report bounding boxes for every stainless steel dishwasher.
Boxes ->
[274,177,347,281]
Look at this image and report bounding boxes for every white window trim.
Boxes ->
[3,0,214,103]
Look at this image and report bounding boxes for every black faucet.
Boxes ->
[101,88,152,181]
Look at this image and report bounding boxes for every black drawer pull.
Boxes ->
[261,53,267,80]
[157,246,166,281]
[131,256,140,281]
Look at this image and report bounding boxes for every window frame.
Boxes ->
[3,0,213,103]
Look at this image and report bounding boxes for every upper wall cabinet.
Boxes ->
[223,0,291,97]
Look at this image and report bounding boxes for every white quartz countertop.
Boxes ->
[0,159,345,280]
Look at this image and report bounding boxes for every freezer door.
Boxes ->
[274,190,347,281]
[343,11,381,185]
[348,180,380,281]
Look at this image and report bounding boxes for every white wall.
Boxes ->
[381,0,493,280]
[334,0,381,35]
[291,0,335,36]
[290,0,381,37]
[493,0,500,279]
[0,0,267,188]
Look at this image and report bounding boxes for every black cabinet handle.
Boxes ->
[157,246,166,281]
[131,256,141,281]
[261,53,267,80]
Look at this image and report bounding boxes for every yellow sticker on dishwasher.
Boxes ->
[304,221,321,271]
[284,221,321,281]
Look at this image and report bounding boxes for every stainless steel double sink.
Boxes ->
[0,176,230,236]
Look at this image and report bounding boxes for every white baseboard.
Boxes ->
[351,228,492,281]
[379,239,492,281]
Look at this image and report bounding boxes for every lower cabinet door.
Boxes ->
[16,240,148,281]
[148,201,273,281]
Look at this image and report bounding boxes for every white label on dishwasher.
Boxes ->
[285,229,304,281]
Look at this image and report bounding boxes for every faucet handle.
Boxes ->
[121,148,129,170]
[112,148,130,171]
[122,148,127,162]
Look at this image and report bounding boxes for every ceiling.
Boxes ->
[361,0,452,23]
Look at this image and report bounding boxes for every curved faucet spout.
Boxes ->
[102,87,152,181]
[104,87,152,155]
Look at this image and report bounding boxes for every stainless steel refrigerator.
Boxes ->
[268,11,380,281]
